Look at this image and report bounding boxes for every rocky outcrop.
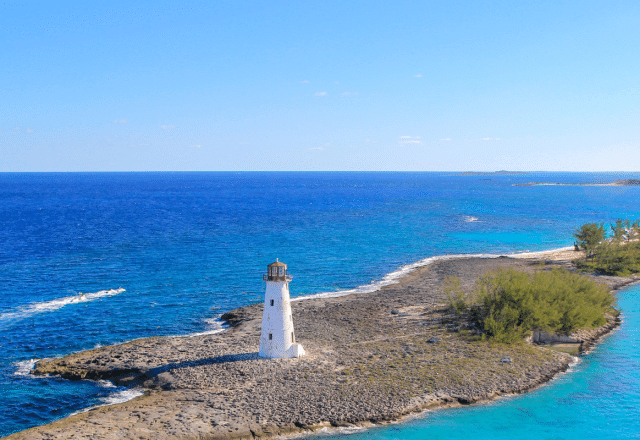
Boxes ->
[8,257,632,440]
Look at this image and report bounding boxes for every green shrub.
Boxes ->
[450,268,614,344]
[444,276,468,314]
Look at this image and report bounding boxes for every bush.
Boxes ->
[449,268,614,344]
[444,276,468,314]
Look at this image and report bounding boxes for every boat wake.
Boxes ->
[0,288,126,328]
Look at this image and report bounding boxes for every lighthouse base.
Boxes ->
[287,343,306,358]
[258,343,306,359]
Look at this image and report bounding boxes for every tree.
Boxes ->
[632,220,640,241]
[610,218,631,242]
[574,223,605,257]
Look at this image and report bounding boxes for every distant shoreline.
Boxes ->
[459,170,530,176]
[514,179,640,187]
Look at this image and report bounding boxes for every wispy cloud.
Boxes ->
[399,136,421,144]
[159,125,176,131]
[414,74,423,78]
[113,119,128,124]
[341,91,357,96]
[310,147,323,150]
[191,144,202,148]
[26,128,34,133]
[300,80,309,83]
[314,91,327,97]
[439,138,451,141]
[482,137,501,141]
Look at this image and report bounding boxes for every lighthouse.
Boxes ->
[259,259,305,358]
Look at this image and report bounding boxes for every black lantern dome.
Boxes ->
[264,258,292,281]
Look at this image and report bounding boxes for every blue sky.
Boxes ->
[1,0,639,171]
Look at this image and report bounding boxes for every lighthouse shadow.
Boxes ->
[149,352,262,375]
[202,352,262,364]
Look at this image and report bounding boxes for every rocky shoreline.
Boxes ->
[7,254,637,440]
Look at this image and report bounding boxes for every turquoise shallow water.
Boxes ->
[1,171,639,436]
[307,284,640,440]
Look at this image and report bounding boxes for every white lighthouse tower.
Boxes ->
[259,259,305,358]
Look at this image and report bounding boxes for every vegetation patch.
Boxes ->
[446,268,615,344]
[573,219,640,276]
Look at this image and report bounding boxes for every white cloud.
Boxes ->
[482,137,501,141]
[398,135,421,144]
[300,80,309,83]
[191,144,202,148]
[311,147,323,150]
[113,119,128,124]
[414,74,423,78]
[439,138,452,141]
[314,91,327,96]
[159,125,176,130]
[341,91,357,96]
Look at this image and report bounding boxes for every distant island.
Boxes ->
[459,170,530,176]
[514,179,640,187]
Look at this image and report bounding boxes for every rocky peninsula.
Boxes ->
[8,252,637,440]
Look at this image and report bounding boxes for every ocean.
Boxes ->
[1,171,639,437]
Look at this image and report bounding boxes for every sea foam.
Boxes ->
[70,387,145,416]
[100,388,145,406]
[13,359,38,376]
[186,316,227,337]
[291,253,500,302]
[0,288,126,328]
[292,245,575,302]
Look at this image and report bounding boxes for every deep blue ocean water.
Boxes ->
[1,172,639,437]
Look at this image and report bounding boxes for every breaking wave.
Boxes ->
[186,316,227,337]
[99,388,144,406]
[292,246,574,303]
[12,359,38,376]
[70,387,144,416]
[292,253,500,302]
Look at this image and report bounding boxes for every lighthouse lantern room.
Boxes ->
[259,259,305,358]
